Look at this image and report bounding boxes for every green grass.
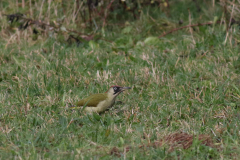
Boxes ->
[1,0,240,159]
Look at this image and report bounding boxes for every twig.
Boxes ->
[3,13,96,42]
[38,0,45,19]
[102,0,115,28]
[158,22,213,38]
[3,14,85,36]
[188,9,196,44]
[224,2,235,45]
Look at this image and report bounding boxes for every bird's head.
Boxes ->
[106,85,131,97]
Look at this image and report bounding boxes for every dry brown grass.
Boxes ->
[108,132,217,158]
[139,132,217,152]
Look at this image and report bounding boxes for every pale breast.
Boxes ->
[84,97,116,113]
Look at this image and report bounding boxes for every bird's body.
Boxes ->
[77,93,116,113]
[76,85,131,113]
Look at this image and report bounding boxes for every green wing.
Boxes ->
[76,93,107,107]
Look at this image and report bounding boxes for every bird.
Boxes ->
[75,85,131,114]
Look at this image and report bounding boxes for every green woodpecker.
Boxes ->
[76,85,131,113]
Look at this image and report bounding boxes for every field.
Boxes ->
[0,0,240,159]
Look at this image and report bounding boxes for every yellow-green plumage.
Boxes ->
[75,86,131,114]
[76,93,108,107]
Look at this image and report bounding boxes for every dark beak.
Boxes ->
[121,87,131,91]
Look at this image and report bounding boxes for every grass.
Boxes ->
[1,0,240,159]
